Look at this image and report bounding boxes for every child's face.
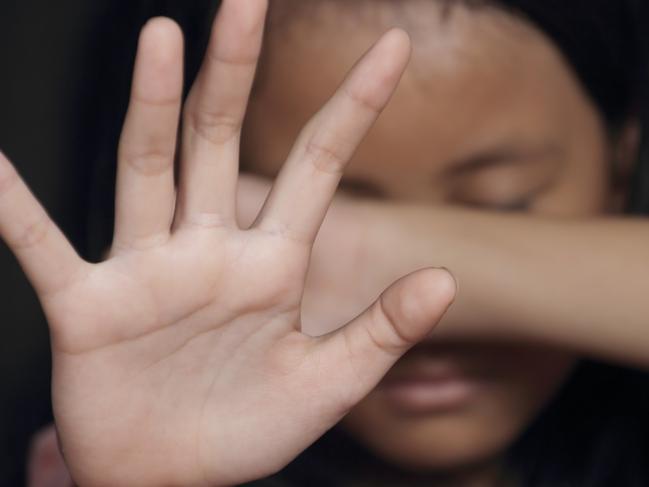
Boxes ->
[242,0,610,474]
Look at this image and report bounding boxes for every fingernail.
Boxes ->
[437,266,459,295]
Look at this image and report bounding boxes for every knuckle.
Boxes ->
[207,45,259,69]
[343,85,383,114]
[121,149,172,177]
[181,211,233,230]
[259,217,311,246]
[371,293,413,354]
[186,108,241,146]
[304,137,348,175]
[112,231,169,253]
[13,212,50,250]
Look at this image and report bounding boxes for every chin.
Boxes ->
[341,396,528,473]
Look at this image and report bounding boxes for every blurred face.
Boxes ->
[242,0,611,478]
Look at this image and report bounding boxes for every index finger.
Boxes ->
[0,152,85,296]
[254,29,411,245]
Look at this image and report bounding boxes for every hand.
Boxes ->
[27,425,73,487]
[237,174,375,335]
[0,1,456,486]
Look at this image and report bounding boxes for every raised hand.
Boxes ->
[237,173,385,336]
[0,1,456,486]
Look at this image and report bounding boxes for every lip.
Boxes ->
[379,362,482,415]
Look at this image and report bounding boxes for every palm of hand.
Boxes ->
[51,229,317,485]
[0,1,455,486]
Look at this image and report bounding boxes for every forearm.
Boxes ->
[365,203,649,367]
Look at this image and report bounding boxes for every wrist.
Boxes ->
[362,203,506,338]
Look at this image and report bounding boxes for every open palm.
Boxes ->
[0,1,455,486]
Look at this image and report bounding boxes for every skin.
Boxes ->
[238,0,614,483]
[19,0,649,486]
[1,1,459,486]
[27,427,73,487]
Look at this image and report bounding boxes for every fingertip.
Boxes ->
[354,28,411,103]
[238,0,270,26]
[143,16,183,39]
[387,268,457,336]
[407,268,458,315]
[133,17,184,102]
[383,28,412,53]
[425,267,458,307]
[220,0,269,28]
[139,17,184,60]
[377,27,413,69]
[211,0,268,61]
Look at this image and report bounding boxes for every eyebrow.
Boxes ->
[446,143,561,176]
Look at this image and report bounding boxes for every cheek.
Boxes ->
[342,350,578,471]
[485,350,578,440]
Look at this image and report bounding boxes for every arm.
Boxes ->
[364,203,649,367]
[0,2,455,485]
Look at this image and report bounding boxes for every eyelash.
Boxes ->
[488,199,532,212]
[458,198,532,213]
[338,181,534,213]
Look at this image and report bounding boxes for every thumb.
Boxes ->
[315,267,457,408]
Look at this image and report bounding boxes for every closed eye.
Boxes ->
[447,144,561,211]
[338,177,385,199]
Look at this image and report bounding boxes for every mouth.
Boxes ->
[378,352,484,415]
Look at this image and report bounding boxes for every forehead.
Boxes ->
[264,3,587,134]
[266,0,566,91]
[246,0,605,194]
[268,0,544,55]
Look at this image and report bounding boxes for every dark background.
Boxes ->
[0,1,217,483]
[3,1,649,486]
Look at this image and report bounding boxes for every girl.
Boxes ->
[19,0,649,485]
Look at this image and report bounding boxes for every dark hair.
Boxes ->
[495,0,649,218]
[492,2,649,486]
[80,1,649,485]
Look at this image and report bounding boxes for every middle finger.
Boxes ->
[177,0,268,229]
